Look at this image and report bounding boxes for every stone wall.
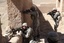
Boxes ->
[7,0,33,29]
[7,0,23,28]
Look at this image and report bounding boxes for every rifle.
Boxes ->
[11,28,22,34]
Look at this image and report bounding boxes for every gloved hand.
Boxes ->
[16,31,22,36]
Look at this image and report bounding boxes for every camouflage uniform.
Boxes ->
[47,9,61,32]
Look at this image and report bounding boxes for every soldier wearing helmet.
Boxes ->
[21,23,33,43]
[47,8,62,32]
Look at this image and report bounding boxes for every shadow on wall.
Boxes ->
[36,5,54,38]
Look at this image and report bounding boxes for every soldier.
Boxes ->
[47,8,61,32]
[47,32,59,43]
[20,23,33,43]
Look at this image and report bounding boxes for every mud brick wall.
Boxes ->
[7,0,23,28]
[7,0,33,28]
